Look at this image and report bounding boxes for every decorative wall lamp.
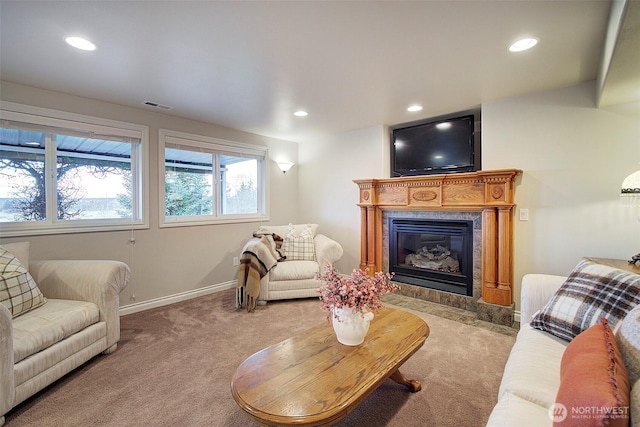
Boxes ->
[276,161,294,174]
[621,170,640,206]
[621,169,640,266]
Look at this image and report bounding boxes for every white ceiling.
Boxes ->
[0,1,637,143]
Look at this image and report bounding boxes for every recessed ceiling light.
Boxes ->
[65,36,96,51]
[509,38,538,52]
[407,105,423,112]
[293,110,308,117]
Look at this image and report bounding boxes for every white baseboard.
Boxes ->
[119,281,236,316]
[118,282,525,324]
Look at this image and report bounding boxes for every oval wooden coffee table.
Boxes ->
[231,307,430,426]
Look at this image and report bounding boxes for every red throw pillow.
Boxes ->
[554,318,630,427]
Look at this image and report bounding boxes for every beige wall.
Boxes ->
[299,81,640,312]
[483,81,640,307]
[2,80,638,314]
[298,125,388,272]
[0,81,301,309]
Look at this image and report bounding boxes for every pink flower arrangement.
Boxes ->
[316,265,397,320]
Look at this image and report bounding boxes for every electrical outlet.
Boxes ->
[519,208,529,221]
[233,257,240,266]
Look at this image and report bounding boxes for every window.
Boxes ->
[0,102,148,236]
[159,129,268,226]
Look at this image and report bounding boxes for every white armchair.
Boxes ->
[1,242,129,425]
[252,224,343,303]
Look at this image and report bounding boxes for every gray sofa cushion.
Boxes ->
[617,305,640,425]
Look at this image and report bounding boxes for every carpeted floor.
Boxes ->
[4,289,516,427]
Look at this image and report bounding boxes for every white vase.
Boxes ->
[331,306,375,346]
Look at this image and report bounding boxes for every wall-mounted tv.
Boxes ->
[390,111,481,177]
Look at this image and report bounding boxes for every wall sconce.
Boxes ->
[276,161,294,174]
[621,170,640,265]
[621,170,640,206]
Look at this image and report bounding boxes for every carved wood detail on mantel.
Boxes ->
[354,169,522,307]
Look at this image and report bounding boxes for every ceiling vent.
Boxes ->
[142,101,172,110]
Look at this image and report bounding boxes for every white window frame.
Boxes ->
[0,102,149,237]
[159,129,269,228]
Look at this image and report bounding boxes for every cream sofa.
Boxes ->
[1,243,130,425]
[487,269,639,426]
[252,224,343,302]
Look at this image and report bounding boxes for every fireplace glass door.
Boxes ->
[389,218,473,296]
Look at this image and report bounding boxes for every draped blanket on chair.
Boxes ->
[236,235,280,312]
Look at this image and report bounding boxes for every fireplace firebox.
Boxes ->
[389,218,474,296]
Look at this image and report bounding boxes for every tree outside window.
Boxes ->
[160,129,266,226]
[0,115,144,235]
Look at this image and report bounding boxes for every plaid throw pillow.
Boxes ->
[530,259,640,342]
[0,246,46,318]
[282,236,316,261]
[281,223,317,261]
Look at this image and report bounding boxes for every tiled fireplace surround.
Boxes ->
[354,169,522,327]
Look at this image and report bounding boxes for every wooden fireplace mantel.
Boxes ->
[354,169,522,307]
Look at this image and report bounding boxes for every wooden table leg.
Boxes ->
[390,369,421,392]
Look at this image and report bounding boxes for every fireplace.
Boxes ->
[389,218,473,296]
[354,169,522,326]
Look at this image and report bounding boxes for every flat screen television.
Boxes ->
[390,112,480,177]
